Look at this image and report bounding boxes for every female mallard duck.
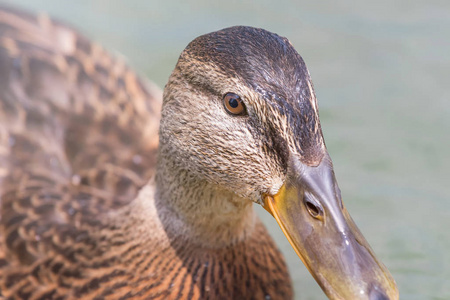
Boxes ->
[0,5,398,300]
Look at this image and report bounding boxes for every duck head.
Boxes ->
[158,26,398,299]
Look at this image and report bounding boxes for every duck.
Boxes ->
[0,5,399,300]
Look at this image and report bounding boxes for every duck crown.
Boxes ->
[180,26,325,166]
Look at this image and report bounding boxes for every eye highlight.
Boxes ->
[223,93,246,115]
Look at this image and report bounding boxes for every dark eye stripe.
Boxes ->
[223,93,246,115]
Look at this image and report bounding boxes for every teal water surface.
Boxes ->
[4,1,450,299]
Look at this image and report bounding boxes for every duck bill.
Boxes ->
[263,154,398,300]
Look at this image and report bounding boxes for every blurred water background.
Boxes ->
[3,1,449,299]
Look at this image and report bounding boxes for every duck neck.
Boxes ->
[154,156,257,249]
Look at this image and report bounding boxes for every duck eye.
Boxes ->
[223,93,246,115]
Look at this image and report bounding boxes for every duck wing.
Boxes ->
[0,5,161,294]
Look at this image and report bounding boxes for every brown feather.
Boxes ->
[0,5,292,300]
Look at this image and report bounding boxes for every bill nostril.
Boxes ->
[304,198,323,219]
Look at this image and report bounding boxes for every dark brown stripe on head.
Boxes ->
[182,26,325,165]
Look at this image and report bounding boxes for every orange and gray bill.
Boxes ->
[263,153,399,300]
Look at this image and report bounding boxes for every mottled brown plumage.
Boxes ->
[0,6,293,300]
[0,3,400,300]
